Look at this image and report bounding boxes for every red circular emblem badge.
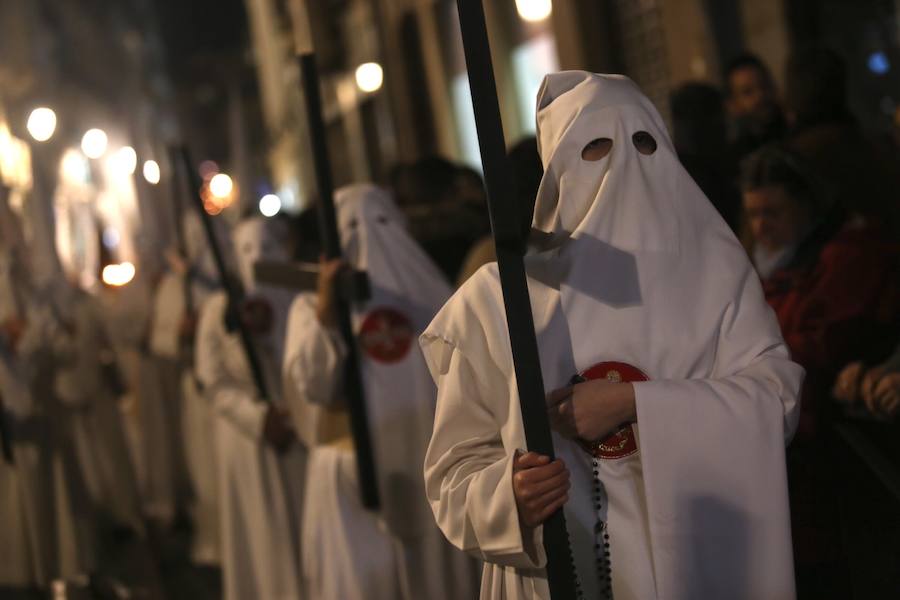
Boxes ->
[577,361,648,460]
[358,308,414,364]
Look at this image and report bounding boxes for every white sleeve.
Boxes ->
[282,295,347,447]
[633,266,803,599]
[195,295,267,440]
[283,295,347,408]
[422,337,543,570]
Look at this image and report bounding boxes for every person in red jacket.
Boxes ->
[741,144,900,598]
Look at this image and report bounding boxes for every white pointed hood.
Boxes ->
[232,217,289,295]
[335,183,453,539]
[533,72,689,253]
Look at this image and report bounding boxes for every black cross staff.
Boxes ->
[167,147,195,319]
[288,0,380,510]
[455,2,578,598]
[174,145,271,404]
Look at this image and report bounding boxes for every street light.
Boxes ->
[61,149,90,183]
[102,261,135,286]
[26,108,57,142]
[143,159,160,184]
[81,128,108,159]
[355,62,384,93]
[515,0,552,22]
[108,146,137,176]
[259,194,282,217]
[209,173,233,199]
[117,146,137,175]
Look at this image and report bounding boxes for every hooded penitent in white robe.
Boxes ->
[283,184,480,600]
[421,72,804,600]
[195,217,304,600]
[144,212,224,533]
[0,239,95,587]
[54,283,143,534]
[176,212,227,565]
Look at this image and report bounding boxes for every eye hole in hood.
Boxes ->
[632,131,657,155]
[581,138,613,161]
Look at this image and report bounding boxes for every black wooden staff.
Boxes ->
[292,18,380,507]
[0,393,12,464]
[174,145,271,403]
[167,147,195,318]
[455,2,578,598]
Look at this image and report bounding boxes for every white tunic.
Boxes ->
[151,215,224,563]
[54,288,143,533]
[283,184,480,600]
[0,281,96,585]
[196,291,304,600]
[421,73,803,600]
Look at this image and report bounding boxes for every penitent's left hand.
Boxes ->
[546,380,637,443]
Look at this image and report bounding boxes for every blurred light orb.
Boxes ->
[516,0,553,23]
[102,261,135,286]
[26,108,57,142]
[259,194,282,217]
[61,149,90,183]
[209,173,233,199]
[355,62,384,93]
[143,159,161,184]
[868,51,890,75]
[81,128,108,159]
[115,146,137,175]
[102,227,121,249]
[516,0,552,22]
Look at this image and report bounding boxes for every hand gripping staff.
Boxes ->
[175,145,271,404]
[455,2,578,598]
[287,0,380,510]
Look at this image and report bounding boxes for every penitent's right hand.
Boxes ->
[513,451,570,528]
[316,256,346,327]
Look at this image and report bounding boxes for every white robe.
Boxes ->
[421,72,803,600]
[283,294,403,600]
[141,271,195,524]
[180,358,221,565]
[283,183,480,600]
[195,288,304,600]
[0,286,96,586]
[54,288,143,533]
[152,215,224,564]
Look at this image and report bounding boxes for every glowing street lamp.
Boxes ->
[109,146,137,176]
[102,261,136,286]
[259,194,282,217]
[26,108,57,142]
[61,149,90,183]
[355,62,384,93]
[143,159,161,184]
[209,173,233,199]
[515,0,552,22]
[119,146,137,174]
[81,128,108,159]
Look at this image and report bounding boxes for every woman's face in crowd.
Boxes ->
[743,185,809,252]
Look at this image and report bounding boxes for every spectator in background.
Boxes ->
[741,145,900,598]
[785,46,900,234]
[670,82,741,231]
[389,156,486,282]
[724,53,787,161]
[456,137,543,285]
